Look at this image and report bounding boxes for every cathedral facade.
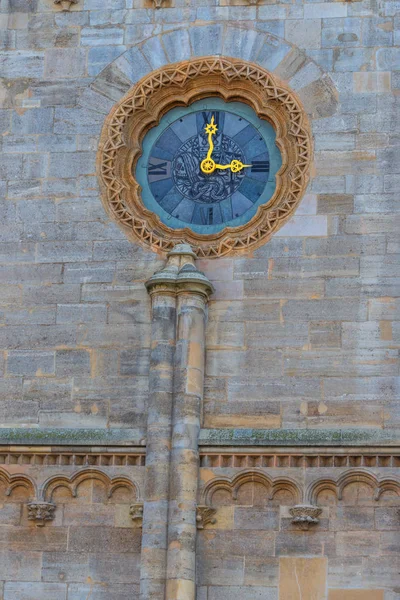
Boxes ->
[0,0,399,598]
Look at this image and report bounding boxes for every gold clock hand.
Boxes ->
[214,160,252,173]
[201,116,218,174]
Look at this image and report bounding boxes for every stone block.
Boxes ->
[346,215,400,234]
[4,583,67,600]
[353,71,391,93]
[163,28,190,63]
[310,322,341,348]
[305,234,385,256]
[0,50,44,77]
[276,532,335,556]
[246,322,309,349]
[189,24,223,57]
[317,194,354,214]
[361,255,400,278]
[209,587,277,600]
[197,555,244,586]
[41,552,89,583]
[68,527,141,554]
[12,107,53,134]
[243,278,325,300]
[304,3,347,18]
[36,242,92,263]
[55,350,91,376]
[0,527,68,552]
[7,350,54,376]
[329,591,384,600]
[285,19,321,50]
[56,304,107,324]
[63,262,115,284]
[257,38,292,73]
[141,35,167,70]
[284,348,398,377]
[271,257,359,278]
[206,349,282,378]
[88,553,140,584]
[54,109,103,135]
[276,215,328,237]
[223,27,266,61]
[0,264,62,284]
[336,531,380,556]
[0,551,41,581]
[279,557,327,600]
[369,297,400,320]
[243,557,279,587]
[22,284,80,305]
[227,376,321,402]
[49,152,96,178]
[66,583,136,600]
[377,48,400,70]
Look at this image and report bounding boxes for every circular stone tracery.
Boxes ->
[97,56,312,258]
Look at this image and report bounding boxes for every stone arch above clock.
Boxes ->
[92,27,338,258]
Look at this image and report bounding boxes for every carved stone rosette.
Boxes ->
[98,57,312,258]
[27,502,56,527]
[289,505,322,531]
[196,505,217,530]
[130,502,144,526]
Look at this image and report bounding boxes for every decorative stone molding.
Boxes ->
[98,57,312,258]
[201,470,302,505]
[199,451,400,469]
[196,505,217,530]
[289,505,322,531]
[0,470,35,499]
[42,468,140,502]
[306,469,400,505]
[54,0,78,10]
[153,0,165,7]
[27,502,56,527]
[145,244,214,300]
[130,502,144,525]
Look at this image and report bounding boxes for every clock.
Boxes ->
[98,57,312,258]
[136,99,282,234]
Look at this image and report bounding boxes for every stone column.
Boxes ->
[141,245,213,600]
[140,255,179,600]
[165,256,214,600]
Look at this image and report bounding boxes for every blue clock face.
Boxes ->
[136,99,282,235]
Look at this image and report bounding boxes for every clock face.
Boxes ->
[136,99,282,234]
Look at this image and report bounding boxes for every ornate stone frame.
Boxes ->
[98,56,312,258]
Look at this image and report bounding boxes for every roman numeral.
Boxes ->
[251,161,269,173]
[202,111,220,128]
[200,207,214,225]
[148,161,168,176]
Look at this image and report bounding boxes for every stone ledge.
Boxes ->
[199,428,400,447]
[0,428,146,446]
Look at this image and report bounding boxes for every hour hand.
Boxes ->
[214,160,252,173]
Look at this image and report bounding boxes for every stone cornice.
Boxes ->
[199,428,400,447]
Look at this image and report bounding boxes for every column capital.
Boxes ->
[145,244,214,301]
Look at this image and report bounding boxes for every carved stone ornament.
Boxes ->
[54,0,78,10]
[289,504,322,530]
[98,57,312,259]
[153,0,165,7]
[27,502,56,527]
[196,505,217,529]
[130,502,144,525]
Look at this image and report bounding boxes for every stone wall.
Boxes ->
[0,1,399,598]
[0,449,144,599]
[1,0,399,433]
[197,463,400,598]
